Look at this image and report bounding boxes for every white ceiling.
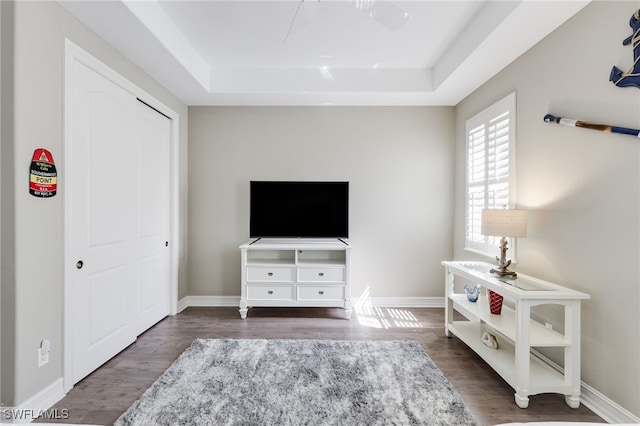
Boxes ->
[58,0,591,106]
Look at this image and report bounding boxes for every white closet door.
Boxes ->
[70,60,138,384]
[134,101,171,335]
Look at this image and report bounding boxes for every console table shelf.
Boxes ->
[450,295,569,347]
[442,261,590,409]
[240,238,352,319]
[448,321,566,392]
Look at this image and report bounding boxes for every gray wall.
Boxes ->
[0,1,188,407]
[454,1,640,417]
[188,107,455,301]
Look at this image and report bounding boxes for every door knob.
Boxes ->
[76,260,84,269]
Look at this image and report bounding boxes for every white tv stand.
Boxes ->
[239,238,352,319]
[442,261,590,409]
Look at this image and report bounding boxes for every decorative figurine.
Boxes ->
[481,332,499,350]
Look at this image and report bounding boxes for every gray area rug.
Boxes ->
[115,339,477,426]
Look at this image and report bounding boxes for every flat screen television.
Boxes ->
[250,181,349,238]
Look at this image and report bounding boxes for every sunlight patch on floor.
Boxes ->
[354,286,425,329]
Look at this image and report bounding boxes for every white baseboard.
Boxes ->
[531,349,640,424]
[1,378,66,423]
[354,296,444,308]
[177,295,239,312]
[178,295,445,311]
[579,379,640,424]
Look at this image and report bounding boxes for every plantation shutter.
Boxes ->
[465,93,516,255]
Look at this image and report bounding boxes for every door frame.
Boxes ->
[63,39,180,392]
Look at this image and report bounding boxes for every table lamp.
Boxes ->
[481,207,527,278]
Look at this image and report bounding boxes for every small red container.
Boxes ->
[488,290,503,315]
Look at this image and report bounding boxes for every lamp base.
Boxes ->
[490,266,517,279]
[491,236,517,279]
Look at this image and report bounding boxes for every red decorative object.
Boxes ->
[29,148,57,198]
[488,290,503,315]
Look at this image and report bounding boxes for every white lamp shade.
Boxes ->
[481,208,528,238]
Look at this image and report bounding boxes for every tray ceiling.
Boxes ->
[58,0,590,106]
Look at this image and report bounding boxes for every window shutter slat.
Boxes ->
[465,93,516,255]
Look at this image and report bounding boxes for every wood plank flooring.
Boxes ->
[41,307,605,425]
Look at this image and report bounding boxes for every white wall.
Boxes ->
[454,1,640,418]
[0,1,188,408]
[188,107,455,302]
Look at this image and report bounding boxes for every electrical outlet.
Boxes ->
[545,322,553,330]
[37,348,49,367]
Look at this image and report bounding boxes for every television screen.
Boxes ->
[250,181,349,238]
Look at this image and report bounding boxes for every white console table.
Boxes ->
[442,261,590,409]
[240,238,352,319]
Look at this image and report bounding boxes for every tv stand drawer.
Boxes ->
[298,285,345,301]
[247,285,295,301]
[298,267,345,283]
[247,266,295,282]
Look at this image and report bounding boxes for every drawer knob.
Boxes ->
[318,272,324,277]
[267,272,273,277]
[267,290,274,295]
[318,291,324,295]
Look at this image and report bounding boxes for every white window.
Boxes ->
[465,92,516,257]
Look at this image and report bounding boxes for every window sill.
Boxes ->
[463,247,518,264]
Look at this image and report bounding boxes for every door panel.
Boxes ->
[138,254,166,312]
[70,60,137,384]
[135,102,170,334]
[86,94,130,247]
[88,266,129,344]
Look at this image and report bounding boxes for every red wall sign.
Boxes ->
[29,148,57,198]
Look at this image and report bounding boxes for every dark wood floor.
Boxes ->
[41,307,605,425]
